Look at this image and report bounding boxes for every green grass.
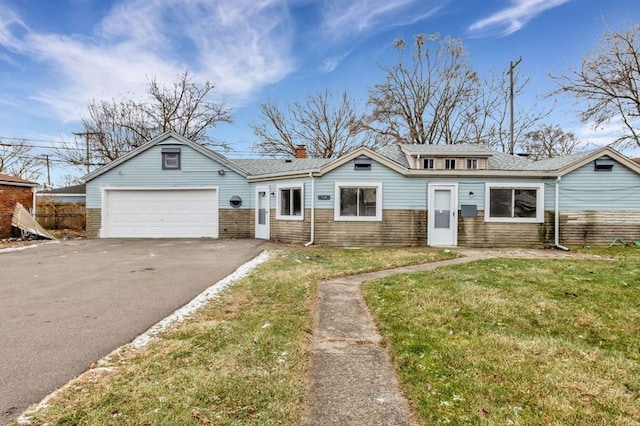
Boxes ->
[19,247,456,426]
[362,248,640,425]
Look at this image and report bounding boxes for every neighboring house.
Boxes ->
[0,173,38,238]
[84,131,640,247]
[37,183,86,204]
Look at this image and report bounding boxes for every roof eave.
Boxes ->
[84,131,248,182]
[557,146,640,176]
[317,147,407,176]
[247,169,322,182]
[0,180,38,187]
[404,169,556,178]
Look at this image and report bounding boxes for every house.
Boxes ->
[37,183,86,204]
[84,131,640,247]
[0,173,38,238]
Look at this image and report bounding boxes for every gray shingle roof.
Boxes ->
[228,144,609,176]
[39,183,86,194]
[375,145,410,167]
[381,143,602,172]
[230,158,333,176]
[521,149,600,171]
[399,143,496,156]
[488,151,534,170]
[380,143,536,171]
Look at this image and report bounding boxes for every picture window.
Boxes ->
[334,182,382,221]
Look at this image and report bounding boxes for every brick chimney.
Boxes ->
[294,144,307,159]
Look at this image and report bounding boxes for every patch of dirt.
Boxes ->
[483,248,607,260]
[0,229,84,251]
[46,229,86,240]
[0,239,41,250]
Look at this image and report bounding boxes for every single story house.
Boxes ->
[84,131,640,247]
[0,173,38,238]
[37,183,86,204]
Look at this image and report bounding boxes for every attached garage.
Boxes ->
[101,188,218,238]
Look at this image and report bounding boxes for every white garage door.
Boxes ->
[101,189,218,238]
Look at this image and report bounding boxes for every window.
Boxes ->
[162,148,181,170]
[467,158,478,170]
[334,182,382,221]
[423,158,435,169]
[276,185,303,220]
[445,159,456,170]
[485,183,544,223]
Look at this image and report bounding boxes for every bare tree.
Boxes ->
[251,90,371,158]
[522,124,583,160]
[552,23,640,148]
[0,139,42,181]
[57,71,232,168]
[364,33,479,145]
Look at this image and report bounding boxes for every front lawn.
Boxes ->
[18,247,455,426]
[362,249,640,425]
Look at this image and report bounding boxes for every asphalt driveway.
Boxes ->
[0,238,267,424]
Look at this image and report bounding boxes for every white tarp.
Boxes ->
[11,202,55,240]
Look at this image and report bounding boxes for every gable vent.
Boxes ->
[594,158,614,171]
[354,156,372,171]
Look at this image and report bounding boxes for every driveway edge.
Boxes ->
[16,250,272,425]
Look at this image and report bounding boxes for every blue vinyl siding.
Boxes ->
[306,158,554,212]
[314,160,425,209]
[559,156,640,211]
[86,143,250,209]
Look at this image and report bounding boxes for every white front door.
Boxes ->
[255,186,270,239]
[428,184,458,246]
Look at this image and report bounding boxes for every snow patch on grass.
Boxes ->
[129,250,272,349]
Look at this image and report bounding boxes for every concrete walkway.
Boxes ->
[306,251,490,426]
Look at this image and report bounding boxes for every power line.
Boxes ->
[0,142,88,152]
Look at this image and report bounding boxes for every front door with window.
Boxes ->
[255,186,270,239]
[428,184,458,246]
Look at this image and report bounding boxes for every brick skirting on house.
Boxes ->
[219,209,253,238]
[86,206,640,247]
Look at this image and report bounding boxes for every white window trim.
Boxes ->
[484,182,544,223]
[334,182,383,222]
[276,183,304,221]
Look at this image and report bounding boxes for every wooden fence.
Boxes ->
[36,201,86,231]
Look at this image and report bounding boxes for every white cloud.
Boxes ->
[572,118,640,156]
[0,5,28,48]
[0,0,296,121]
[322,0,447,40]
[321,50,351,73]
[469,0,571,37]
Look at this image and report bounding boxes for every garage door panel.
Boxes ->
[102,189,218,238]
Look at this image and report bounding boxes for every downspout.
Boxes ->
[554,176,569,251]
[32,186,37,216]
[304,171,315,247]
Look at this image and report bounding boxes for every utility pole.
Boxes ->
[44,155,51,187]
[73,132,103,174]
[509,57,522,155]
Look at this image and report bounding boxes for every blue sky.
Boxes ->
[1,0,639,184]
